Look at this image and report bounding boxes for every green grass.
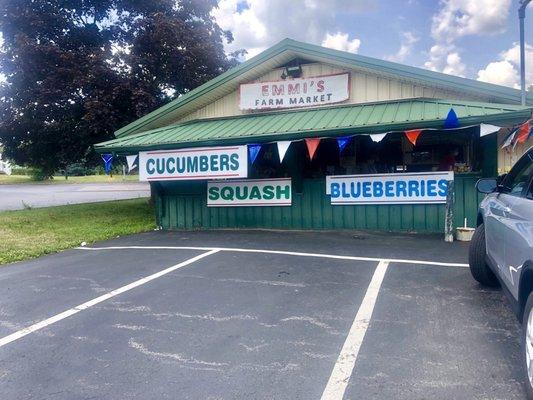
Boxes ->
[0,174,140,185]
[0,199,156,265]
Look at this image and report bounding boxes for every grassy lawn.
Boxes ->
[0,174,140,185]
[0,199,155,265]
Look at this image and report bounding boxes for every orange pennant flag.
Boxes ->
[405,129,423,146]
[516,120,531,144]
[305,138,321,160]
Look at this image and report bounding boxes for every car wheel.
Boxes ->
[468,223,499,287]
[523,293,533,399]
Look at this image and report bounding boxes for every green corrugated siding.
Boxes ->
[154,175,482,233]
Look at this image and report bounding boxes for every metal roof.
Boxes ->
[96,98,532,154]
[114,38,533,138]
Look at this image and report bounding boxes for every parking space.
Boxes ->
[0,231,526,399]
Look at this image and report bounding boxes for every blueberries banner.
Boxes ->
[139,145,248,181]
[326,172,454,205]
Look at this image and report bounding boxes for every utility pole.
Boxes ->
[519,0,531,106]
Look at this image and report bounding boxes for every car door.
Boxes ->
[493,151,533,298]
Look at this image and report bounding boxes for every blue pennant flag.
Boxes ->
[248,144,262,165]
[101,154,113,174]
[444,108,460,129]
[336,136,351,153]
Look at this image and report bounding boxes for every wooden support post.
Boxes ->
[444,180,454,242]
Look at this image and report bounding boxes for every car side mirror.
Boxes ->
[476,178,498,194]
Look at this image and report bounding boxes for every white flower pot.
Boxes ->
[456,227,475,241]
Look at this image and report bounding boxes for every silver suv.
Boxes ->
[470,146,533,397]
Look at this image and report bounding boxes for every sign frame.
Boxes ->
[326,171,454,205]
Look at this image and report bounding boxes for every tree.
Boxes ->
[0,0,239,177]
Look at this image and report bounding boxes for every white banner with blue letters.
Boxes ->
[139,145,248,182]
[326,172,454,205]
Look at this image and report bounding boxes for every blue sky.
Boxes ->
[214,0,533,89]
[1,1,531,88]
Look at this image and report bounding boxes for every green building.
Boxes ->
[95,39,533,234]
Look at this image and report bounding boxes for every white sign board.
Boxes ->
[239,73,349,110]
[326,172,454,205]
[207,178,291,207]
[139,146,248,182]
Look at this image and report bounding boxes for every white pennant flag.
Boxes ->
[501,130,516,149]
[277,141,292,163]
[126,154,138,172]
[369,133,387,143]
[479,124,501,137]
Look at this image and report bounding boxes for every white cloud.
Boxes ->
[442,52,466,76]
[321,32,361,53]
[213,0,373,59]
[431,0,511,44]
[425,0,511,77]
[385,31,419,62]
[477,43,533,88]
[424,43,466,77]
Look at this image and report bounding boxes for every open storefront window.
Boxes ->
[248,126,484,185]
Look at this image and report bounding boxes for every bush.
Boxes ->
[66,163,93,176]
[11,167,33,175]
[30,169,50,181]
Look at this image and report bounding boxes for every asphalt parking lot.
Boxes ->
[0,230,525,399]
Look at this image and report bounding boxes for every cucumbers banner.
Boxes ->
[139,145,248,181]
[207,178,292,207]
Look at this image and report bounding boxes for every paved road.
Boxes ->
[0,182,150,210]
[0,231,525,399]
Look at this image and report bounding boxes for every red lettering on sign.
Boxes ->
[261,85,269,96]
[272,84,284,96]
[317,80,324,92]
[288,83,300,95]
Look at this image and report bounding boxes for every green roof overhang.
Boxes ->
[95,98,532,155]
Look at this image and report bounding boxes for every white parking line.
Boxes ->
[321,260,389,400]
[0,250,218,349]
[75,245,468,267]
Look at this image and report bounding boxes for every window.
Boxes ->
[527,178,533,200]
[503,151,533,197]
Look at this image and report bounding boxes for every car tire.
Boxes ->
[523,292,533,399]
[468,223,499,287]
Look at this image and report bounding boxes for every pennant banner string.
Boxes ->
[101,154,113,174]
[515,120,532,145]
[248,144,262,165]
[277,141,292,163]
[405,129,422,146]
[479,123,501,137]
[305,138,321,160]
[126,155,138,172]
[369,133,387,143]
[336,136,351,153]
[443,108,460,129]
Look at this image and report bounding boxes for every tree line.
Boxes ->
[0,0,242,178]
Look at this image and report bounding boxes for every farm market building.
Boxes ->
[95,38,533,233]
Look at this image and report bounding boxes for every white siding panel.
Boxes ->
[175,62,493,124]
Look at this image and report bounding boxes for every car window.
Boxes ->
[527,177,533,200]
[502,151,533,197]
